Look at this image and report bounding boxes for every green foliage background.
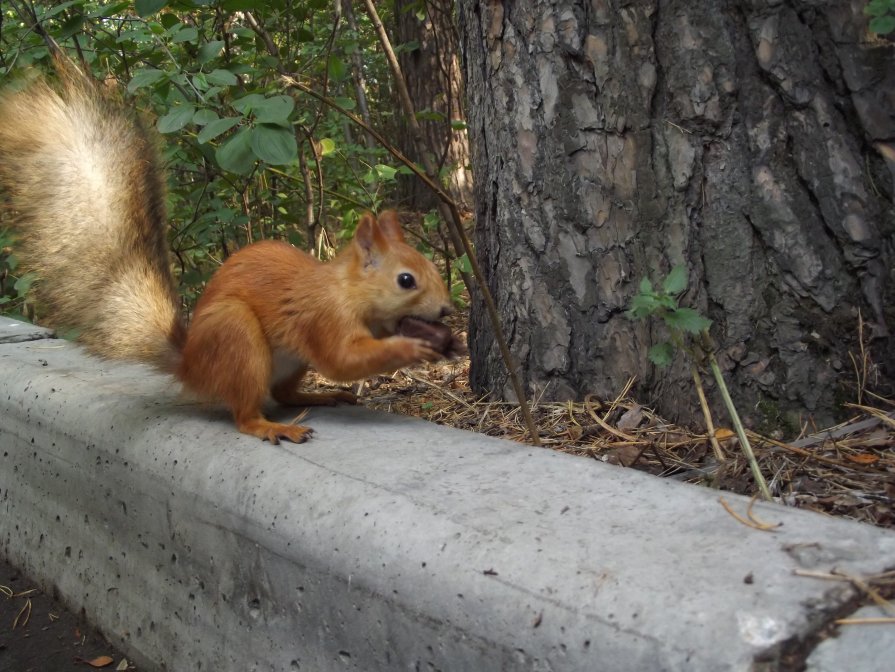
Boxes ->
[0,0,443,317]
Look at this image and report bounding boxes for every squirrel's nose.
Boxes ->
[439,305,454,319]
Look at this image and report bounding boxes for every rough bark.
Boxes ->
[394,0,473,211]
[458,0,894,429]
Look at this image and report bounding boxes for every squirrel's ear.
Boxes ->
[354,212,378,252]
[354,212,387,266]
[376,210,406,243]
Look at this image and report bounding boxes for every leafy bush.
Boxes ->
[0,1,434,313]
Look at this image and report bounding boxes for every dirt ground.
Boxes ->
[0,557,136,671]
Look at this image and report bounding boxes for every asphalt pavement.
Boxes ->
[0,556,137,671]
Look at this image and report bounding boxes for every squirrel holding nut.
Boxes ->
[0,63,461,443]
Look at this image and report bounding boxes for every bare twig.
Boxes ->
[691,365,726,461]
[707,348,772,500]
[836,617,895,625]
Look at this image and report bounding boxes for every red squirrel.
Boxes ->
[0,63,455,443]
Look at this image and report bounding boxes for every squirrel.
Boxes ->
[0,64,455,444]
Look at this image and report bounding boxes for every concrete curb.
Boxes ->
[1,317,893,671]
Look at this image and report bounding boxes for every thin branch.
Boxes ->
[691,365,726,461]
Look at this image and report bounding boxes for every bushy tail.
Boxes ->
[0,64,184,369]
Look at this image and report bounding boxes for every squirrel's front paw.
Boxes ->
[395,336,443,365]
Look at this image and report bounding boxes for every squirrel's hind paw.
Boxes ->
[237,418,314,444]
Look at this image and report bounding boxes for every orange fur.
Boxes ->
[0,66,453,444]
[177,217,452,442]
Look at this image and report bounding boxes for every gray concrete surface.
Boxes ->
[806,606,895,672]
[0,315,53,343]
[1,316,894,671]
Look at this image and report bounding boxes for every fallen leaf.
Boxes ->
[85,656,115,668]
[116,659,129,671]
[715,428,735,441]
[604,445,643,467]
[845,453,879,465]
[617,405,644,431]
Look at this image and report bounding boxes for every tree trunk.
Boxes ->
[458,0,894,429]
[394,0,473,211]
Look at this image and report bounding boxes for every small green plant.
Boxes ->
[0,228,33,321]
[866,0,895,34]
[628,265,772,501]
[628,266,712,367]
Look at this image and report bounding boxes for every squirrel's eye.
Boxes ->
[397,272,417,290]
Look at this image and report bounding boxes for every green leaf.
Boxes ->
[327,56,347,81]
[374,164,398,181]
[199,40,225,64]
[451,120,468,131]
[158,13,178,30]
[332,96,356,111]
[627,293,659,320]
[318,138,336,156]
[250,124,298,165]
[415,109,446,122]
[135,0,167,16]
[662,265,688,295]
[39,0,82,19]
[253,95,294,125]
[191,72,209,91]
[865,0,891,17]
[117,28,154,44]
[13,272,37,296]
[57,15,86,40]
[648,342,675,368]
[197,116,241,144]
[231,93,266,115]
[171,26,199,43]
[295,27,315,42]
[215,127,255,174]
[128,68,165,93]
[399,40,420,54]
[211,207,238,223]
[207,68,238,86]
[192,109,218,125]
[454,253,473,275]
[157,103,196,134]
[638,277,653,294]
[870,15,895,34]
[665,307,712,334]
[422,210,440,232]
[87,2,129,17]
